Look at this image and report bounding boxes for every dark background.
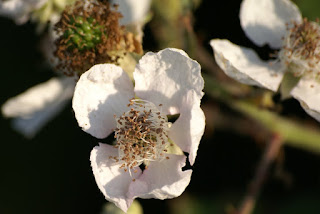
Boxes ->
[1,0,320,213]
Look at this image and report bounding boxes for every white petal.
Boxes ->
[0,0,47,24]
[169,90,205,166]
[2,77,74,118]
[240,0,302,49]
[134,48,204,115]
[291,78,320,122]
[128,154,192,200]
[9,98,70,138]
[91,144,142,213]
[299,106,320,122]
[72,64,134,139]
[210,39,284,91]
[111,0,151,25]
[41,23,60,70]
[1,77,74,138]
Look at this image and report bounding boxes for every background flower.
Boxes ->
[210,0,320,122]
[1,0,151,138]
[0,0,76,31]
[0,0,48,24]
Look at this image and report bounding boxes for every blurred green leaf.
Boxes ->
[295,0,320,20]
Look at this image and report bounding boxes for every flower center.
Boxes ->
[112,99,171,171]
[62,16,104,51]
[54,0,142,77]
[279,18,320,79]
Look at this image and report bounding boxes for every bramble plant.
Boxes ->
[1,0,320,214]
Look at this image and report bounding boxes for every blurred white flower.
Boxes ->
[111,0,151,41]
[111,0,151,26]
[0,0,74,31]
[72,48,205,212]
[2,77,75,138]
[0,0,47,24]
[1,0,151,138]
[210,0,320,122]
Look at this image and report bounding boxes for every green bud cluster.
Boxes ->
[63,16,105,51]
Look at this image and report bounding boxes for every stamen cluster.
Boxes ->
[279,18,320,78]
[112,99,170,171]
[54,0,142,77]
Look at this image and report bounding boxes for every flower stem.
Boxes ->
[235,134,283,214]
[204,73,320,154]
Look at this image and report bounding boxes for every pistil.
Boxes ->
[54,0,142,77]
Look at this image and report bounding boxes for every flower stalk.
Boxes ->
[236,134,283,214]
[204,73,320,154]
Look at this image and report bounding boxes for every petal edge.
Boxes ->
[210,39,284,91]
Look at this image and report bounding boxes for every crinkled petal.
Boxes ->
[111,0,151,25]
[168,90,205,165]
[210,39,284,91]
[134,48,204,115]
[240,0,302,49]
[91,143,142,213]
[291,77,320,122]
[1,77,75,138]
[72,64,134,139]
[128,154,192,200]
[0,0,47,24]
[169,90,205,166]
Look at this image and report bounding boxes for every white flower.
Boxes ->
[72,48,205,212]
[111,0,151,41]
[2,77,75,138]
[0,0,72,29]
[210,0,320,122]
[1,0,151,138]
[0,0,48,24]
[31,0,76,29]
[111,0,151,26]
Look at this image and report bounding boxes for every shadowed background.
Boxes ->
[0,0,320,213]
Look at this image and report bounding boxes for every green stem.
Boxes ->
[203,73,320,154]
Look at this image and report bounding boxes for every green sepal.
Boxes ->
[279,72,300,100]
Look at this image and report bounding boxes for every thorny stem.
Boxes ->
[235,134,283,214]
